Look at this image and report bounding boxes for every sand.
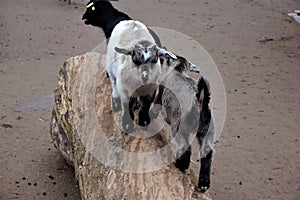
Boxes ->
[0,0,299,199]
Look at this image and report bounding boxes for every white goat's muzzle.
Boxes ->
[142,70,149,83]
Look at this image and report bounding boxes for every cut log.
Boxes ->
[50,52,211,200]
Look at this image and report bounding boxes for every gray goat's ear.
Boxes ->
[189,63,200,73]
[157,48,177,60]
[115,47,133,55]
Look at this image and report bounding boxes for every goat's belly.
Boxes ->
[130,83,157,97]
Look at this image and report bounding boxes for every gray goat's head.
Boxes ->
[164,53,200,73]
[115,40,177,84]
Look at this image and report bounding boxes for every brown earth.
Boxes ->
[0,0,299,199]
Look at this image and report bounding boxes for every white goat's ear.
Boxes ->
[157,48,177,60]
[189,63,200,73]
[115,47,133,55]
[149,45,157,51]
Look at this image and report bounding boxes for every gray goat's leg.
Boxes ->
[172,120,192,172]
[197,119,214,192]
[196,77,214,192]
[198,144,213,193]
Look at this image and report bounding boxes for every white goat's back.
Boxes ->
[106,20,160,99]
[106,20,156,75]
[110,20,155,47]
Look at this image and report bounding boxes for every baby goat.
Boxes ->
[107,20,176,133]
[153,55,215,192]
[82,1,168,133]
[82,0,162,46]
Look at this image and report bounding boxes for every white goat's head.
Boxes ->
[115,40,177,84]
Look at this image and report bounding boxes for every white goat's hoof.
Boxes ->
[112,97,121,112]
[122,122,134,134]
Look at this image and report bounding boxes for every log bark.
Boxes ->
[50,52,211,200]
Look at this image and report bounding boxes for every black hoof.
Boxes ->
[198,150,212,193]
[198,176,210,193]
[138,115,151,127]
[112,97,121,112]
[175,148,191,172]
[175,159,190,172]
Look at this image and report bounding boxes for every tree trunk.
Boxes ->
[50,52,211,200]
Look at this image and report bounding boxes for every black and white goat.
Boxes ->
[153,55,215,192]
[82,0,175,133]
[82,0,162,46]
[107,20,176,133]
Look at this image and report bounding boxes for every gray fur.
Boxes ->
[153,55,215,192]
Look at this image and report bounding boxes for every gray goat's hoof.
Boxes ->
[198,178,210,193]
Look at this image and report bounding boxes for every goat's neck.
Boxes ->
[103,12,131,38]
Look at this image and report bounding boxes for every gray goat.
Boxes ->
[152,55,215,192]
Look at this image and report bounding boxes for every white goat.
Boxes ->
[106,20,176,133]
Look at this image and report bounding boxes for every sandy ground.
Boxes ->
[0,0,299,199]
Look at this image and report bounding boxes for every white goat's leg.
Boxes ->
[108,73,121,112]
[120,96,135,134]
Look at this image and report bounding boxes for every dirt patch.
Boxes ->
[0,0,299,199]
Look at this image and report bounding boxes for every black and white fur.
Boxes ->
[152,55,215,192]
[107,20,176,133]
[82,0,162,46]
[82,1,170,133]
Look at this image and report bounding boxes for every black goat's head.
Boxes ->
[82,0,114,26]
